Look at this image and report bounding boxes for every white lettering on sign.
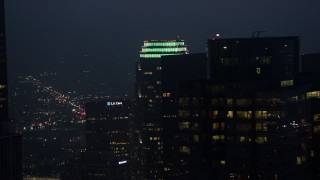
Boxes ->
[106,102,123,106]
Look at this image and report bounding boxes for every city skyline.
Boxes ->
[4,1,320,78]
[2,0,320,179]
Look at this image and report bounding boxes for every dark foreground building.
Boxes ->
[61,100,136,179]
[0,0,22,179]
[167,36,320,179]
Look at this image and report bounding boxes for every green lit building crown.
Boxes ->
[140,40,188,59]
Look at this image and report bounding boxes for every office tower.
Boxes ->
[170,36,316,179]
[207,36,300,81]
[0,0,8,122]
[160,53,207,178]
[135,40,188,179]
[0,0,22,179]
[61,100,136,180]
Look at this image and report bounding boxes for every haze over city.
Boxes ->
[2,0,320,179]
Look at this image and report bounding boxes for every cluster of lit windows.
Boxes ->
[179,146,191,154]
[281,79,294,87]
[239,136,251,143]
[143,72,153,75]
[149,137,161,141]
[306,91,320,98]
[179,122,190,129]
[313,114,320,122]
[163,92,171,97]
[212,135,225,142]
[256,123,268,131]
[255,136,268,144]
[0,84,6,89]
[296,155,306,165]
[236,111,252,119]
[255,111,283,119]
[212,122,225,130]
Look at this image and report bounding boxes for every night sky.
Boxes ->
[4,0,320,93]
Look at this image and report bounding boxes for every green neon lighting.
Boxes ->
[140,53,185,58]
[141,47,187,53]
[144,42,185,47]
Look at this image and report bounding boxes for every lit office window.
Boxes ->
[281,80,294,87]
[179,146,191,154]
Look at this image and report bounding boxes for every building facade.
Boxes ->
[135,40,188,179]
[168,36,319,179]
[0,1,22,179]
[61,100,136,179]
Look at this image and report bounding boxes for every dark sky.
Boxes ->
[4,0,320,90]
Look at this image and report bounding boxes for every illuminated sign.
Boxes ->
[118,160,127,165]
[106,101,123,106]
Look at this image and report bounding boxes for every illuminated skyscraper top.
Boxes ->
[0,0,8,121]
[140,40,188,59]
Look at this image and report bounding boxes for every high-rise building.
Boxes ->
[169,36,317,179]
[0,0,22,179]
[135,40,188,179]
[0,0,8,123]
[159,53,207,178]
[61,100,136,180]
[207,36,300,81]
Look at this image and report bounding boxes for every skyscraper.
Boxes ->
[0,0,8,123]
[171,36,316,179]
[135,40,188,179]
[0,1,22,179]
[61,100,136,179]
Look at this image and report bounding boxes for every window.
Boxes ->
[255,111,268,119]
[256,67,261,75]
[180,146,191,154]
[306,91,320,98]
[256,123,268,131]
[212,135,225,142]
[236,111,252,119]
[193,135,199,142]
[227,111,233,118]
[314,125,320,134]
[236,99,252,106]
[255,136,267,144]
[212,123,219,130]
[281,80,294,87]
[313,114,320,122]
[179,122,190,129]
[212,110,219,118]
